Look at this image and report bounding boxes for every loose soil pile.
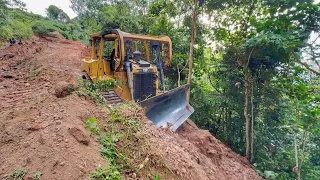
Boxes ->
[0,37,261,180]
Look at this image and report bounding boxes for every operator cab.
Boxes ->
[83,29,172,100]
[122,38,170,70]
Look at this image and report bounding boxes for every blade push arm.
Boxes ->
[152,43,166,92]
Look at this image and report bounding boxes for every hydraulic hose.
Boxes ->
[124,52,134,101]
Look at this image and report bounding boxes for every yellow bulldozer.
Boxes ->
[81,29,194,131]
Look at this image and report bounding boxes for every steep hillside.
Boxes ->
[0,9,87,42]
[0,38,261,180]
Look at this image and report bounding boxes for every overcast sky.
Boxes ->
[22,0,77,18]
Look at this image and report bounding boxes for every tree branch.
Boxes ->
[309,44,320,69]
[311,33,320,45]
[245,47,255,68]
[297,60,320,76]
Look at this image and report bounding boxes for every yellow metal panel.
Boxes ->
[81,58,99,79]
[118,31,125,71]
[91,33,102,38]
[144,41,150,62]
[91,61,98,78]
[114,86,131,101]
[121,32,171,43]
[113,71,132,101]
[98,38,105,76]
[115,39,119,57]
[103,34,118,39]
[91,38,96,58]
[106,61,112,75]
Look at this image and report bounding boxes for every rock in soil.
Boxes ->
[68,127,90,145]
[54,81,74,98]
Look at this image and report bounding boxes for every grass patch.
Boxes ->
[86,117,101,135]
[90,165,122,180]
[155,174,161,180]
[4,168,26,180]
[34,171,41,180]
[94,79,117,92]
[0,42,6,48]
[31,68,42,77]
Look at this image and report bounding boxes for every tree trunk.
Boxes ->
[187,0,197,101]
[294,133,300,180]
[297,130,308,180]
[224,107,228,140]
[300,131,307,169]
[244,68,250,160]
[177,65,181,87]
[228,110,232,144]
[250,81,254,162]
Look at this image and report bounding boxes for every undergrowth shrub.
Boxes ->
[90,165,122,180]
[0,21,32,40]
[95,79,117,92]
[5,168,26,180]
[90,106,174,180]
[34,171,41,180]
[0,25,12,41]
[31,21,58,36]
[86,117,101,135]
[1,8,88,42]
[11,21,33,40]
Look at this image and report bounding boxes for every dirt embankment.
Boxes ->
[0,37,103,180]
[0,37,261,180]
[142,119,261,180]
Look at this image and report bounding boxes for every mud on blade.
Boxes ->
[139,84,194,131]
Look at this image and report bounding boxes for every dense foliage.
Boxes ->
[2,0,319,179]
[0,1,86,42]
[46,5,70,23]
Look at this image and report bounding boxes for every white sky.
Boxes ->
[23,0,320,20]
[22,0,77,18]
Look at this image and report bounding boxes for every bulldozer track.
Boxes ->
[101,90,123,106]
[82,73,123,106]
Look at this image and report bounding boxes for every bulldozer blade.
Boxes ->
[139,84,194,131]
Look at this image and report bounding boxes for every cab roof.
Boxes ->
[91,29,171,43]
